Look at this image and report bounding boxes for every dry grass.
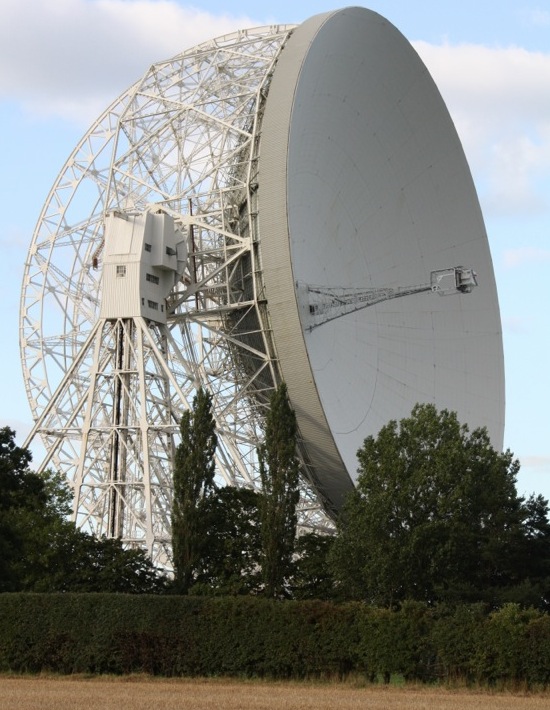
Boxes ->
[1,676,549,710]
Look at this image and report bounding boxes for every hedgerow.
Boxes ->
[1,594,549,687]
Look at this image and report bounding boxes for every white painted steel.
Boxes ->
[20,8,504,561]
[20,25,321,568]
[100,210,185,323]
[259,7,504,507]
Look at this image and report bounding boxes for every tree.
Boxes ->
[290,532,337,600]
[501,493,550,609]
[191,486,263,595]
[41,531,168,593]
[0,426,167,593]
[329,404,543,607]
[171,387,217,593]
[259,382,300,598]
[0,426,71,591]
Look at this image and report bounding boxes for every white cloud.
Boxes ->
[0,418,33,442]
[413,42,550,124]
[501,315,531,334]
[413,41,550,216]
[484,132,550,213]
[522,455,550,471]
[516,457,550,499]
[2,2,550,220]
[0,225,31,250]
[503,247,550,268]
[0,0,255,124]
[526,9,550,27]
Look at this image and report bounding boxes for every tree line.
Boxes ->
[171,383,300,598]
[170,392,550,610]
[0,426,165,593]
[2,388,550,609]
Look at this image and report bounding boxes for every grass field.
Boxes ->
[1,676,549,710]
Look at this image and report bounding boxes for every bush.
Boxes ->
[1,594,550,686]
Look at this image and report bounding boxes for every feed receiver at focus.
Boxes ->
[300,266,478,331]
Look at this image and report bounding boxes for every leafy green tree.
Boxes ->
[500,493,550,609]
[329,404,541,607]
[259,382,300,598]
[172,387,217,593]
[40,531,168,593]
[0,426,34,499]
[191,486,263,595]
[0,427,71,591]
[0,426,166,593]
[290,532,337,600]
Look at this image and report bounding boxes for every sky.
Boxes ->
[0,0,549,501]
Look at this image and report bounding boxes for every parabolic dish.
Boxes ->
[258,7,504,510]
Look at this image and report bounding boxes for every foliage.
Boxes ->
[1,427,54,590]
[503,493,550,608]
[0,594,358,679]
[329,404,548,607]
[0,427,35,507]
[172,388,218,593]
[36,530,168,594]
[2,594,550,688]
[0,426,75,592]
[258,383,300,598]
[0,426,166,594]
[290,533,338,600]
[191,486,263,596]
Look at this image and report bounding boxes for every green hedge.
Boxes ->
[1,594,549,686]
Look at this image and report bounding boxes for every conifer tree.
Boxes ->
[171,387,217,593]
[259,382,300,598]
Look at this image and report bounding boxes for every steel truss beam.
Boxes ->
[21,25,333,570]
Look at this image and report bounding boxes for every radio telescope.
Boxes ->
[21,8,504,567]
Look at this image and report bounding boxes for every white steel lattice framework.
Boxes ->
[20,25,330,569]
